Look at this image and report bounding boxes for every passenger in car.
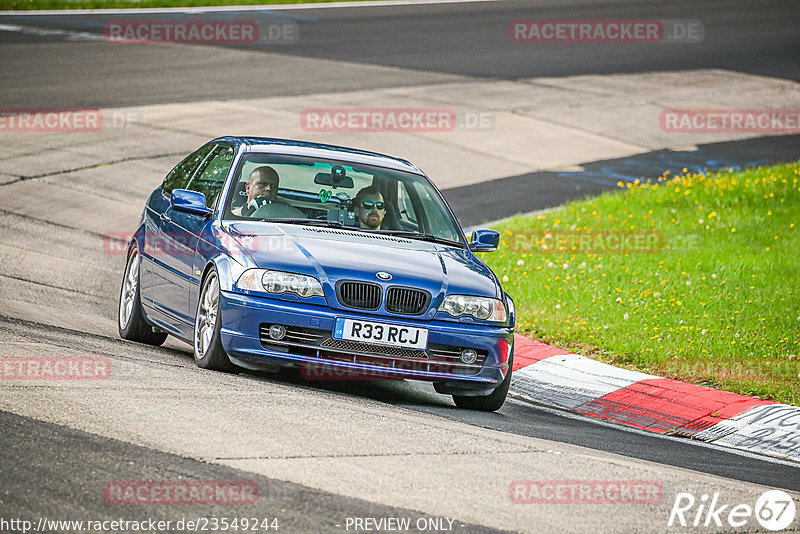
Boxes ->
[234,166,303,219]
[354,186,386,230]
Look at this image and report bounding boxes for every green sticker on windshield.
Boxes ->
[318,189,332,203]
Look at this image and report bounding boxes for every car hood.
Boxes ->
[225,222,500,314]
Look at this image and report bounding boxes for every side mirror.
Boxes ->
[171,189,212,218]
[469,229,500,252]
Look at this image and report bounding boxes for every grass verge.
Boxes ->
[483,162,800,405]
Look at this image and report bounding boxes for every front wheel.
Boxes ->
[118,246,167,346]
[194,268,238,373]
[453,349,513,412]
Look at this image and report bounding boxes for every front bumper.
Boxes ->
[219,290,513,392]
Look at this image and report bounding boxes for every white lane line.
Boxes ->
[0,0,506,16]
[0,22,103,40]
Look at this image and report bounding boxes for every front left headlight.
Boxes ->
[439,295,507,322]
[236,269,324,298]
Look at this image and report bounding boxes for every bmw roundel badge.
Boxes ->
[376,271,392,281]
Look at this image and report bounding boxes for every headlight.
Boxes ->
[438,295,507,321]
[236,269,323,298]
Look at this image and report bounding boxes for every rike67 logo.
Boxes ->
[668,490,797,531]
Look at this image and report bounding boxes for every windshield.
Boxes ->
[222,152,464,245]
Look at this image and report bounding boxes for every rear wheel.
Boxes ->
[194,269,238,373]
[118,246,168,346]
[453,348,513,412]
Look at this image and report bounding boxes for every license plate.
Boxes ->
[333,318,428,350]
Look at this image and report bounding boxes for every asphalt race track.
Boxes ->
[1,0,799,107]
[1,0,800,532]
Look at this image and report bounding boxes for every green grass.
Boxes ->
[0,0,364,9]
[484,162,800,405]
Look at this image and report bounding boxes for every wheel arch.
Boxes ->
[202,253,240,292]
[128,224,147,256]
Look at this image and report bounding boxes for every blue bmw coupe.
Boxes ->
[119,137,515,410]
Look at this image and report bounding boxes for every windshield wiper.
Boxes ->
[377,230,464,247]
[262,220,462,244]
[265,218,365,231]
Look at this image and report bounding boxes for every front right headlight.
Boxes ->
[439,295,507,322]
[236,269,324,298]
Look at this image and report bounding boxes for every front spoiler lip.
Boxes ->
[224,343,500,384]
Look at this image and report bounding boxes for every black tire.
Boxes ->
[118,246,168,346]
[453,346,513,412]
[193,268,238,373]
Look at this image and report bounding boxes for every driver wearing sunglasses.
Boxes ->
[354,186,386,230]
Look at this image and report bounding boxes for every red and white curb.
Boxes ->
[510,334,800,462]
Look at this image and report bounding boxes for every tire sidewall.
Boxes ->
[194,269,223,367]
[119,246,141,337]
[453,341,513,411]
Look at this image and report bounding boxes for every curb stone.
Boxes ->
[510,334,800,463]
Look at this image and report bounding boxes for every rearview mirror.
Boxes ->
[171,189,212,217]
[314,172,355,189]
[314,165,354,189]
[469,229,500,252]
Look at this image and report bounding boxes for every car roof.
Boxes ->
[212,136,424,175]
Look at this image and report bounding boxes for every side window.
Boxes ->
[411,182,459,242]
[161,144,215,194]
[186,144,234,208]
[397,182,419,227]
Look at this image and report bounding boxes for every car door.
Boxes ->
[172,143,234,320]
[141,144,214,332]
